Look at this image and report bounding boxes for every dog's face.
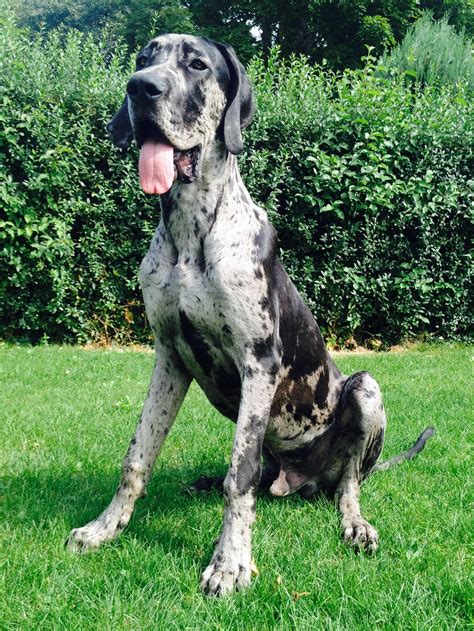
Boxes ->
[107,34,255,194]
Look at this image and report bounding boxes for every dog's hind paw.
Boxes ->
[343,519,379,553]
[186,475,225,494]
[66,518,123,553]
[66,525,104,553]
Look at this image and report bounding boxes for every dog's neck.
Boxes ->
[160,141,244,256]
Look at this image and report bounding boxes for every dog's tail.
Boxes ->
[369,426,435,475]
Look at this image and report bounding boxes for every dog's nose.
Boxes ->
[126,74,167,101]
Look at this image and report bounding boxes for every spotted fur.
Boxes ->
[67,34,434,596]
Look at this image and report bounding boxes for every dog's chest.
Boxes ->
[140,225,240,412]
[141,236,219,330]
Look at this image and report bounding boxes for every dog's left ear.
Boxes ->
[215,42,255,155]
[106,97,134,150]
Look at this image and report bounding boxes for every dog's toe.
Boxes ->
[343,520,378,553]
[67,528,98,554]
[201,555,251,597]
[66,521,114,554]
[205,569,234,596]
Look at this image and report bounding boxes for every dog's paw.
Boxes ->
[66,520,116,554]
[186,475,225,495]
[343,519,379,553]
[200,547,252,597]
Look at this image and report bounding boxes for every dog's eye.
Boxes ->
[190,59,207,71]
[136,56,148,69]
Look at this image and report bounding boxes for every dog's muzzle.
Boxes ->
[126,73,168,103]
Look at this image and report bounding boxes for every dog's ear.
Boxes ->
[214,42,255,155]
[106,97,133,149]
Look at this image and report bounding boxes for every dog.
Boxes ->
[67,34,435,596]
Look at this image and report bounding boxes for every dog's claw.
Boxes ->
[66,527,101,554]
[201,563,251,597]
[200,544,252,597]
[343,520,379,553]
[66,520,116,554]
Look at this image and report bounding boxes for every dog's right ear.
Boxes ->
[106,98,133,149]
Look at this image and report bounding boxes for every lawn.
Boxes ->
[0,344,471,629]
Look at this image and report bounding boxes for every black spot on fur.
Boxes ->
[253,335,280,374]
[252,224,278,272]
[253,335,273,361]
[160,192,173,225]
[259,296,271,311]
[215,364,241,396]
[245,365,254,378]
[179,310,213,373]
[198,238,206,272]
[234,415,265,493]
[294,402,314,423]
[315,368,329,408]
[182,82,206,124]
[362,427,385,475]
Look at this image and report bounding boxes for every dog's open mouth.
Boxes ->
[138,140,201,195]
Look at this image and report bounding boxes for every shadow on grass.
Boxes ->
[0,465,335,555]
[0,466,216,541]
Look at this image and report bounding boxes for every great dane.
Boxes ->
[67,34,434,596]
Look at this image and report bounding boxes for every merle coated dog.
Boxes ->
[67,34,434,596]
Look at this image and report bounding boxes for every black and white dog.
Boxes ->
[67,34,434,596]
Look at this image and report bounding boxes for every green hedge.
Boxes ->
[0,16,472,345]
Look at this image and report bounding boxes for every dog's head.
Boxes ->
[107,34,255,194]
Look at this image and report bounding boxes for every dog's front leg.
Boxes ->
[67,346,191,553]
[201,366,278,596]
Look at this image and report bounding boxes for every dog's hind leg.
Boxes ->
[333,371,386,553]
[67,346,191,553]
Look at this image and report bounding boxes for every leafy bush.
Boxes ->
[0,14,472,345]
[0,15,155,343]
[380,12,474,90]
[242,49,472,344]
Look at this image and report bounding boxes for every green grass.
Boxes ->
[0,344,472,629]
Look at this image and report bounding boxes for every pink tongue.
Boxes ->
[138,141,175,194]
